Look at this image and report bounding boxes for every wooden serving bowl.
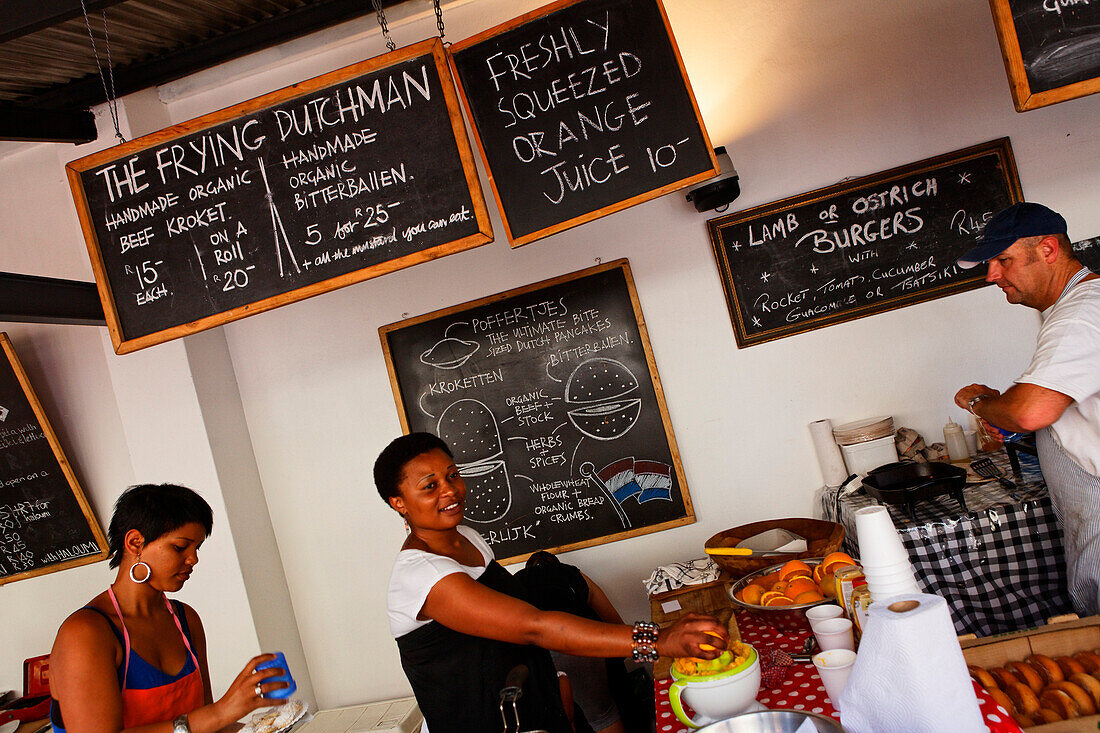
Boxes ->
[705,518,845,578]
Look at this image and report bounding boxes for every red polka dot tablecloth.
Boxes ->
[653,611,1023,732]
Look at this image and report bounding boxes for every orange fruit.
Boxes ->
[772,580,790,596]
[794,590,825,604]
[741,583,765,605]
[779,560,812,580]
[786,577,819,598]
[763,594,794,606]
[818,572,837,598]
[757,571,782,590]
[822,552,857,575]
[812,564,825,583]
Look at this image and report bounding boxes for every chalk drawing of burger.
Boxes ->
[436,399,512,523]
[565,358,642,441]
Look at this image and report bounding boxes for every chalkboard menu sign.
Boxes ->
[0,334,108,585]
[449,0,717,246]
[707,138,1023,348]
[988,0,1100,110]
[67,39,492,354]
[380,260,692,563]
[1074,236,1100,272]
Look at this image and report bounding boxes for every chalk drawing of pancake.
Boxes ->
[437,399,511,523]
[565,358,641,441]
[0,404,8,422]
[420,336,480,370]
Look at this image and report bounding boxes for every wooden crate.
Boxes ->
[649,576,740,679]
[961,614,1100,731]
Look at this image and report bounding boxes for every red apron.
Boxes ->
[107,587,205,726]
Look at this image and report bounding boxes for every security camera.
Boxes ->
[686,146,740,213]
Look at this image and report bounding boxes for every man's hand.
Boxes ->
[954,384,1000,411]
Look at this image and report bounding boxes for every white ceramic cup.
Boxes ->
[805,604,845,634]
[813,648,857,710]
[813,616,855,652]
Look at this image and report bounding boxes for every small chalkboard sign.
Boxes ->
[449,0,717,246]
[67,39,492,354]
[707,138,1023,348]
[988,0,1100,111]
[0,334,108,585]
[1074,236,1100,272]
[380,259,692,563]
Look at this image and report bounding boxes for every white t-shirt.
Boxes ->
[1016,279,1100,477]
[386,525,494,638]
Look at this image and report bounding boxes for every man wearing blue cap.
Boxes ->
[953,202,1100,615]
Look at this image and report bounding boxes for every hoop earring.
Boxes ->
[129,561,151,583]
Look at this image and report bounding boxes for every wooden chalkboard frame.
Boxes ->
[0,333,108,585]
[67,39,493,354]
[448,0,718,247]
[707,138,1023,348]
[379,259,693,564]
[988,0,1100,111]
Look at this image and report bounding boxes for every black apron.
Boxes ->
[396,560,572,733]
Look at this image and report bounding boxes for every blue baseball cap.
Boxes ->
[957,202,1068,269]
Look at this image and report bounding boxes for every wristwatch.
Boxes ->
[172,714,191,733]
[967,394,988,409]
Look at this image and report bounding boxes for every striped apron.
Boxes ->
[1036,266,1100,616]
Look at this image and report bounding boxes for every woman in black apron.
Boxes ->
[377,433,727,733]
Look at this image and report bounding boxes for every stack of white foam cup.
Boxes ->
[853,506,920,601]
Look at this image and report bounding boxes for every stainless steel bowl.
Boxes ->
[697,709,846,732]
[727,558,834,633]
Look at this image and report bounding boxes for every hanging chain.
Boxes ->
[371,0,397,51]
[433,0,446,41]
[79,0,125,143]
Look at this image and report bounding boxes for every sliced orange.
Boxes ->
[822,552,857,575]
[763,594,794,606]
[741,583,765,605]
[786,577,819,598]
[757,571,782,590]
[772,580,789,596]
[794,590,825,604]
[779,560,812,580]
[812,563,825,583]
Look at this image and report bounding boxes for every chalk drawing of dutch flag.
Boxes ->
[580,457,674,529]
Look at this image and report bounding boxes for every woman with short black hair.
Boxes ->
[50,483,287,733]
[378,433,728,733]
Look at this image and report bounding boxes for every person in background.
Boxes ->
[377,432,728,733]
[516,551,649,733]
[50,484,287,733]
[953,202,1100,615]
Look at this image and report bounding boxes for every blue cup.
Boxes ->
[256,651,297,700]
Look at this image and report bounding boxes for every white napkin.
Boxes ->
[838,593,984,733]
[643,558,720,595]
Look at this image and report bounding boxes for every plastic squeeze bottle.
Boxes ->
[943,417,969,463]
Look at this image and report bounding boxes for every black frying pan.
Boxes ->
[861,461,968,519]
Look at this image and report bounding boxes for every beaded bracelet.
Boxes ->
[631,620,659,663]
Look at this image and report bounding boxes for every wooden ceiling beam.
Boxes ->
[0,104,96,143]
[1,0,129,43]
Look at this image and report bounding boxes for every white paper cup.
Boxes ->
[854,506,909,565]
[806,604,845,634]
[813,648,857,709]
[813,616,855,652]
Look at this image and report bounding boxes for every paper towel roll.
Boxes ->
[838,593,984,733]
[810,419,848,488]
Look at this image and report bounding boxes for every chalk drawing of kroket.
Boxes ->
[436,398,511,523]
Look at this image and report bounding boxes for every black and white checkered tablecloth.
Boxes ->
[822,451,1074,637]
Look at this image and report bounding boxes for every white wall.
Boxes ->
[2,0,1098,710]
